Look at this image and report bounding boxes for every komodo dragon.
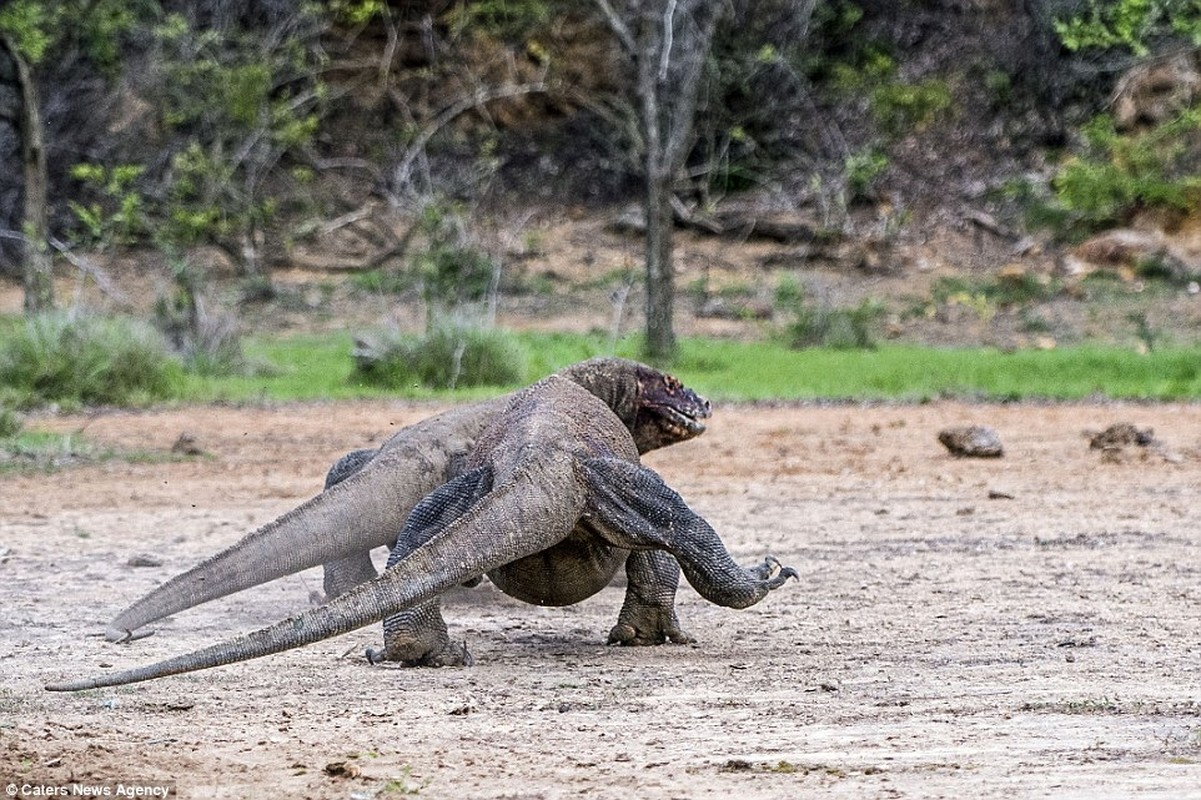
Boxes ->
[102,358,709,644]
[46,372,796,690]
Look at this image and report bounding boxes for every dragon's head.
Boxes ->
[558,358,711,454]
[627,363,711,453]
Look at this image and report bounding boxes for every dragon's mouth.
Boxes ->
[654,404,708,439]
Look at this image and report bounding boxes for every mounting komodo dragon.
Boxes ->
[46,367,797,690]
[101,357,710,645]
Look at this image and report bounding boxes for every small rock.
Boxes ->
[324,761,360,778]
[171,432,205,456]
[127,554,163,568]
[938,425,1004,458]
[1088,423,1156,450]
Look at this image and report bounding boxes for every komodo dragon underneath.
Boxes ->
[46,371,796,690]
[101,357,710,644]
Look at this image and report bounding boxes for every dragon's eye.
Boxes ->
[663,375,681,394]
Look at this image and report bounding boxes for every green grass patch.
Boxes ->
[0,428,166,475]
[671,339,1201,402]
[6,316,1199,406]
[174,331,1201,404]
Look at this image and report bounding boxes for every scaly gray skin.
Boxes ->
[101,358,710,644]
[46,374,795,691]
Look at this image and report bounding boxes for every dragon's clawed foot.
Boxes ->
[750,555,799,589]
[365,639,473,668]
[608,622,697,647]
[607,604,697,647]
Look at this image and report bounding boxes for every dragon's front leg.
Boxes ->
[581,458,798,610]
[608,550,696,646]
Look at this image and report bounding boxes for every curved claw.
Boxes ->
[767,564,799,589]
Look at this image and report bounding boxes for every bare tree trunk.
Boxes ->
[644,162,677,361]
[1,35,53,312]
[600,0,723,363]
[637,2,675,362]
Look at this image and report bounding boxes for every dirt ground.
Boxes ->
[2,398,1200,798]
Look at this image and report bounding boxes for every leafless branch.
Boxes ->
[594,0,636,54]
[388,80,549,203]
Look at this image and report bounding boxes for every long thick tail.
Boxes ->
[48,478,572,691]
[105,402,503,641]
[106,449,443,641]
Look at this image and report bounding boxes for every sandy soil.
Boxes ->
[2,398,1200,798]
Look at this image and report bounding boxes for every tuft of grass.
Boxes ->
[774,277,884,350]
[0,313,183,409]
[0,406,22,438]
[0,428,167,475]
[352,325,527,390]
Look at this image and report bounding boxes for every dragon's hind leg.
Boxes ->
[368,466,492,667]
[317,448,383,602]
[581,458,797,610]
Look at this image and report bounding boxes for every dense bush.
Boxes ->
[352,325,526,390]
[0,313,181,408]
[1053,107,1201,230]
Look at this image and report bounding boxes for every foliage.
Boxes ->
[0,406,22,438]
[352,325,526,390]
[412,202,499,327]
[870,79,952,137]
[774,276,883,350]
[444,0,552,41]
[146,9,327,271]
[844,148,889,202]
[44,5,328,277]
[0,313,181,408]
[1052,106,1201,229]
[66,163,146,249]
[0,0,152,68]
[352,268,418,296]
[693,3,822,199]
[1055,0,1201,55]
[930,272,1059,310]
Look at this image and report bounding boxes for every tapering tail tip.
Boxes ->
[45,677,104,692]
[105,625,133,643]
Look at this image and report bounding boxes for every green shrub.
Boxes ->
[775,278,883,350]
[1053,107,1201,230]
[0,406,22,438]
[352,268,416,295]
[0,313,181,408]
[930,273,1059,309]
[870,79,952,136]
[845,148,889,202]
[353,325,526,390]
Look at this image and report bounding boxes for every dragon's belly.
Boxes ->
[487,528,626,606]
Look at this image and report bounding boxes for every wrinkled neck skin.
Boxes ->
[555,358,641,432]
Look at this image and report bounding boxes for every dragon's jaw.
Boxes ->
[654,403,708,439]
